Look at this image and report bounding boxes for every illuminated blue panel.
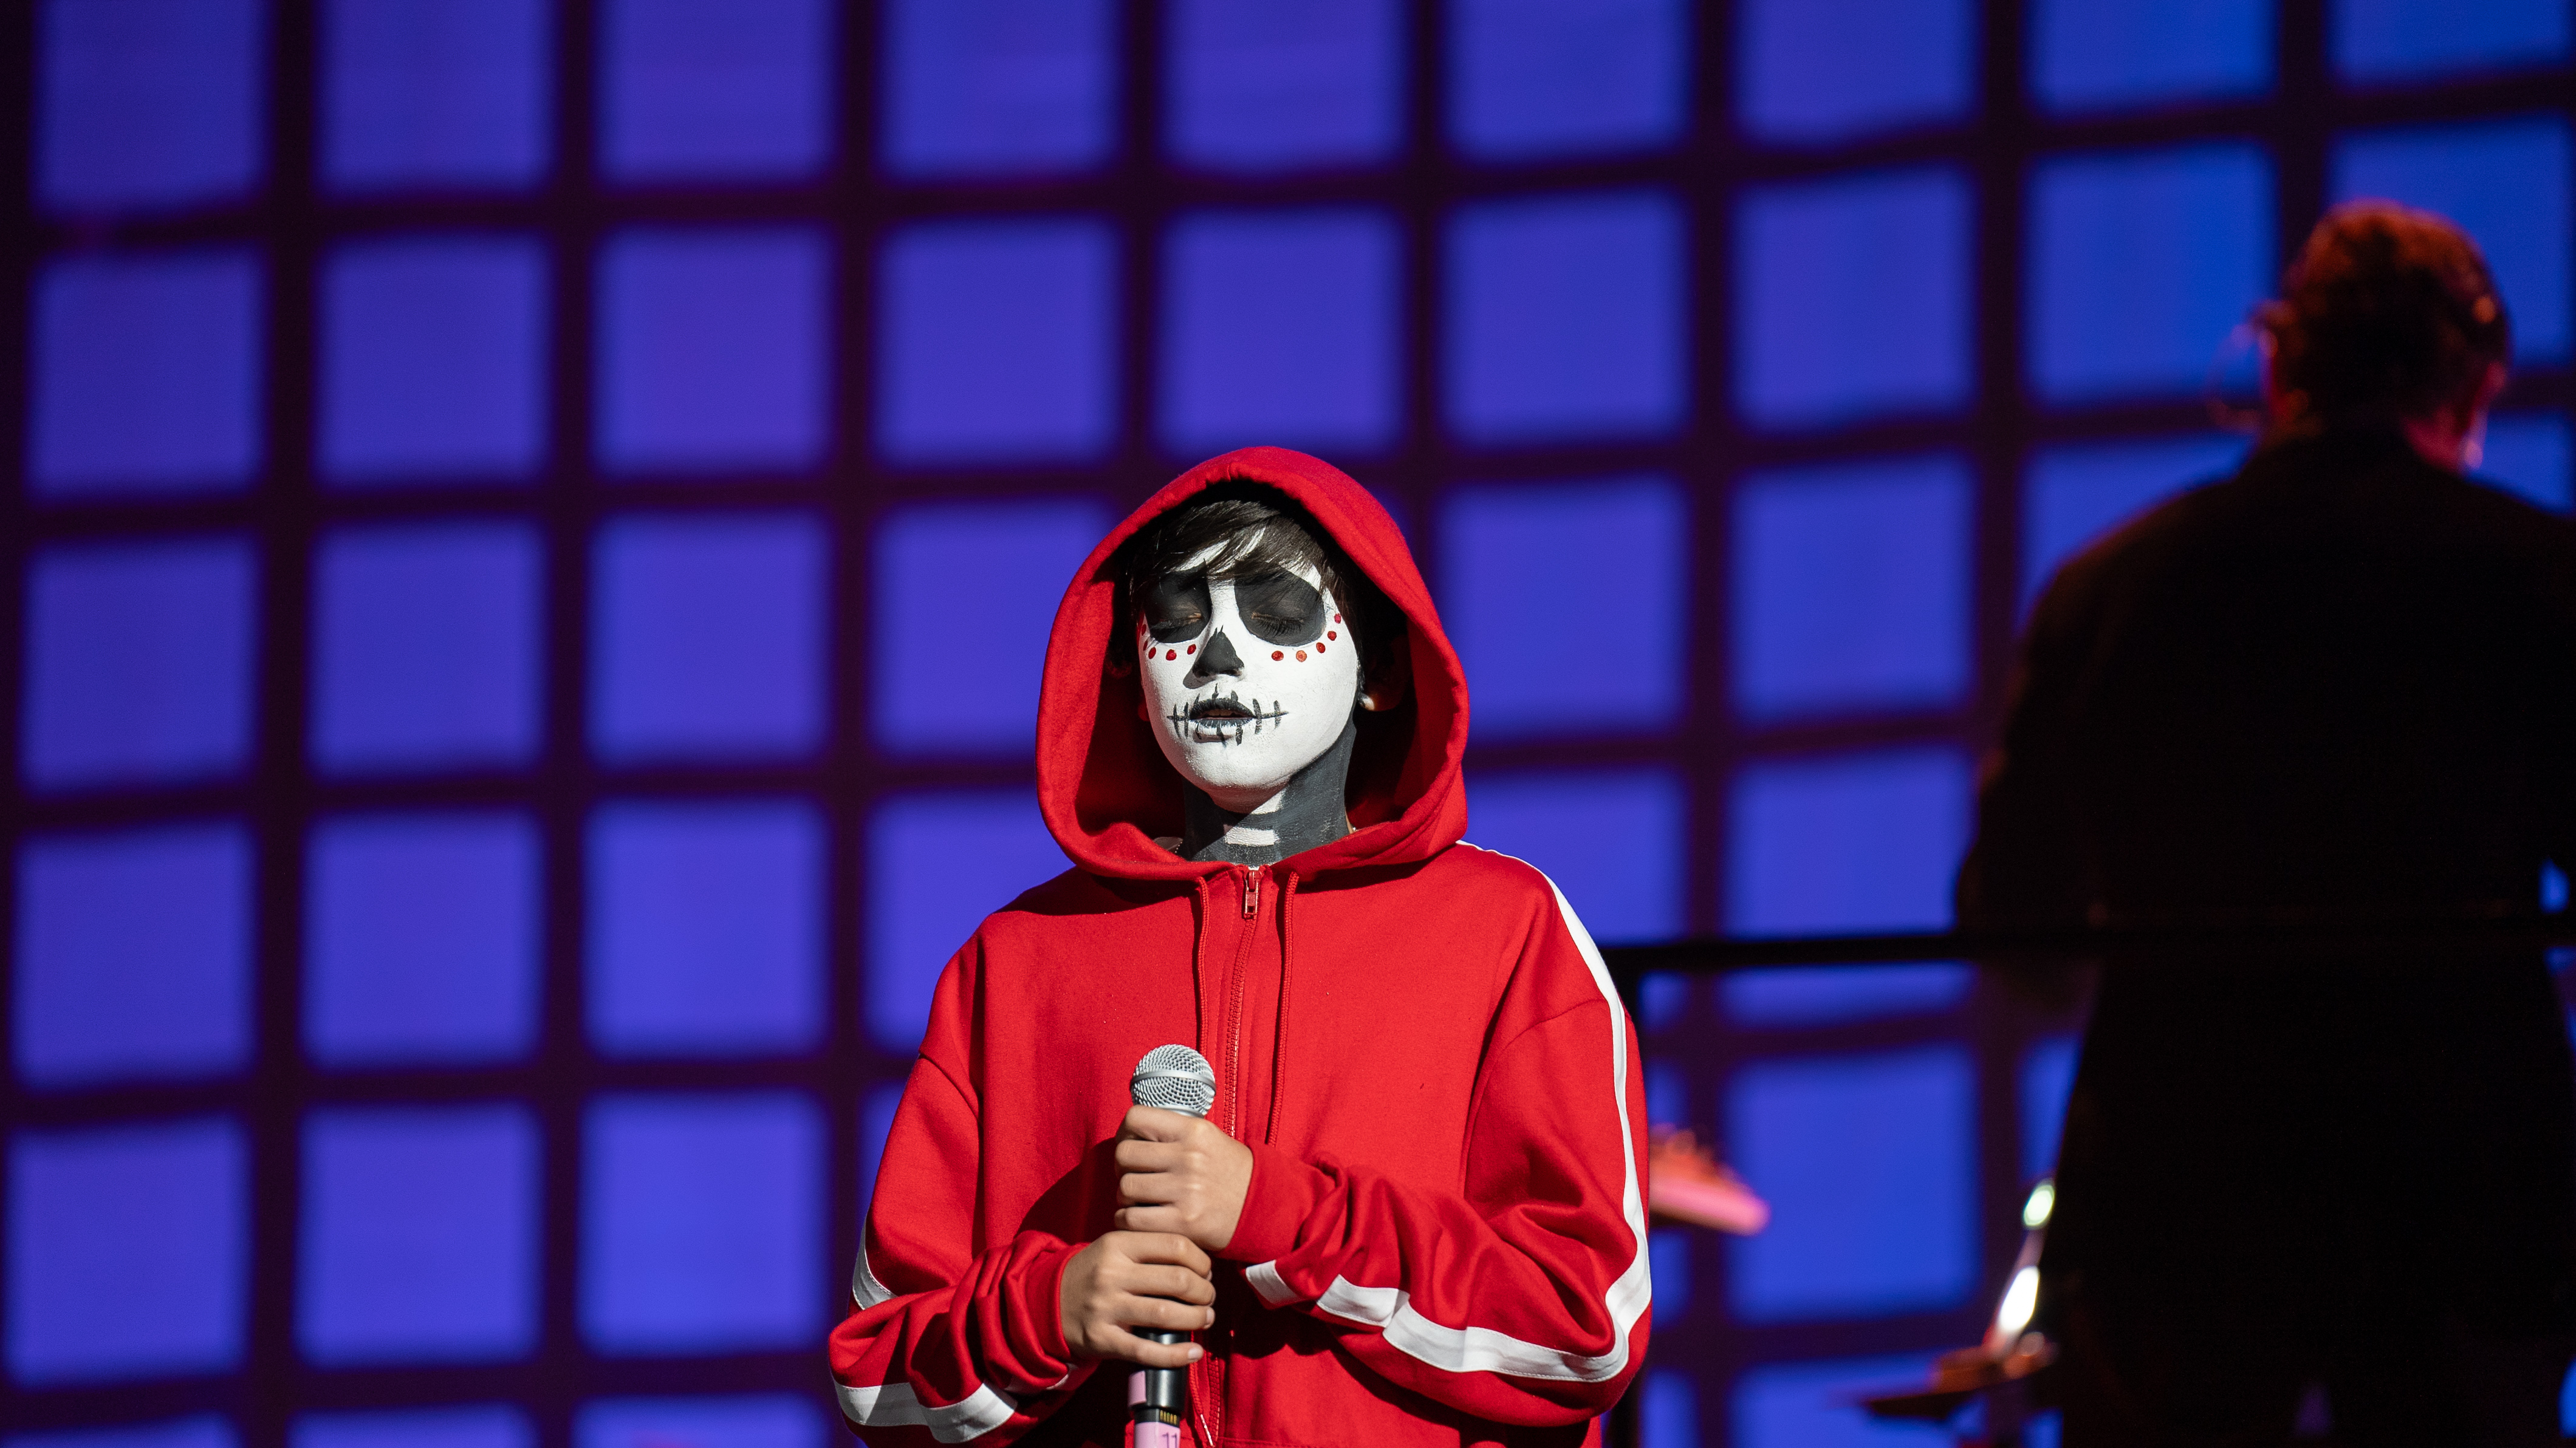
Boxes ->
[577,1398,820,1448]
[15,824,250,1088]
[856,1081,903,1221]
[589,801,822,1059]
[2481,412,2573,511]
[1468,769,1685,943]
[597,229,829,473]
[1160,209,1401,455]
[1728,748,1970,934]
[1732,1353,1947,1446]
[1735,169,1971,428]
[2030,145,2272,403]
[306,812,540,1067]
[1724,964,1971,1028]
[1641,1367,1700,1448]
[1449,0,1688,162]
[9,1419,237,1448]
[1728,1048,1975,1320]
[320,237,547,485]
[601,0,829,182]
[298,1107,537,1364]
[36,0,262,213]
[1737,0,1974,145]
[1443,476,1685,738]
[2333,117,2571,363]
[2334,0,2568,82]
[877,219,1118,464]
[2024,434,2243,607]
[866,791,1064,1053]
[1638,973,1691,1031]
[1446,191,1684,443]
[881,0,1113,177]
[1648,1228,1693,1324]
[22,538,256,791]
[581,1094,821,1354]
[2022,1034,2079,1176]
[295,1407,530,1448]
[590,513,825,763]
[2031,0,2271,114]
[871,500,1110,757]
[1733,455,1971,721]
[1646,1061,1685,1129]
[30,250,261,497]
[321,0,549,193]
[5,1118,244,1382]
[1166,0,1403,174]
[311,523,542,775]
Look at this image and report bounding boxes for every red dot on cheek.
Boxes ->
[1165,649,1177,660]
[1296,651,1307,661]
[1327,630,1337,641]
[1315,642,1326,653]
[1187,644,1195,654]
[1271,651,1284,661]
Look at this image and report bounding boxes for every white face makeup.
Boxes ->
[1136,552,1361,814]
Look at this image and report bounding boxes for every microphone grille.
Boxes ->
[1131,1044,1216,1118]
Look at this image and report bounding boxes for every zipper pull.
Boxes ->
[1241,867,1260,918]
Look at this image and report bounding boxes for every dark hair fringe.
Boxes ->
[1112,480,1401,661]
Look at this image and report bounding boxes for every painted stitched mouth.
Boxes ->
[1171,694,1286,739]
[1180,694,1282,722]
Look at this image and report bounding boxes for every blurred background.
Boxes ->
[1,1,2569,1446]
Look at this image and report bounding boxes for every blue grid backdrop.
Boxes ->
[2,3,2571,1447]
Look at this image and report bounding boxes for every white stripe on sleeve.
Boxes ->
[835,1380,1018,1443]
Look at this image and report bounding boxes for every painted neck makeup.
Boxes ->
[1179,718,1356,866]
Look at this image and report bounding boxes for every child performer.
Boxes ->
[830,448,1650,1446]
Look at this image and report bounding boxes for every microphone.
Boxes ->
[1128,1045,1215,1448]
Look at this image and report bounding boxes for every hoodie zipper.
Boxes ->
[1208,862,1267,1447]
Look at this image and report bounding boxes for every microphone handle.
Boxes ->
[1129,1330,1190,1448]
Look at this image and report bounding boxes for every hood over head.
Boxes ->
[1036,447,1469,882]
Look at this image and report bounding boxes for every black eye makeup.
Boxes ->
[1142,575,1212,644]
[1231,571,1327,646]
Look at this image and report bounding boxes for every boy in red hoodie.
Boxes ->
[829,448,1651,1446]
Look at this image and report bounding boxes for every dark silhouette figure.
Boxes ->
[1958,204,2576,1444]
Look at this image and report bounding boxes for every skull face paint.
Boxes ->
[1137,556,1360,814]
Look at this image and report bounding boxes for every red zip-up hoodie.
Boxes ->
[829,448,1651,1447]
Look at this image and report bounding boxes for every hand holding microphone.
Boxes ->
[1115,1046,1253,1251]
[1057,1047,1249,1358]
[1053,1047,1251,1447]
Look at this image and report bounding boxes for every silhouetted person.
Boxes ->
[1958,203,2576,1445]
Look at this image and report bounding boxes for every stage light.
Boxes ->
[2023,1178,2056,1229]
[1995,1265,2040,1339]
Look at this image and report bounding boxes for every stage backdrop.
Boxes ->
[3,2,2570,1446]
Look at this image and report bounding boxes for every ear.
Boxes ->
[1355,632,1412,712]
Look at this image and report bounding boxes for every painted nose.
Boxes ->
[1184,628,1242,687]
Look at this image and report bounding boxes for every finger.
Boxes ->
[1113,1205,1182,1236]
[1112,1293,1219,1334]
[1156,1233,1214,1276]
[1106,1230,1214,1275]
[1131,1263,1217,1305]
[1098,1327,1202,1370]
[1115,1139,1181,1173]
[1118,1170,1183,1206]
[1122,1105,1193,1142]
